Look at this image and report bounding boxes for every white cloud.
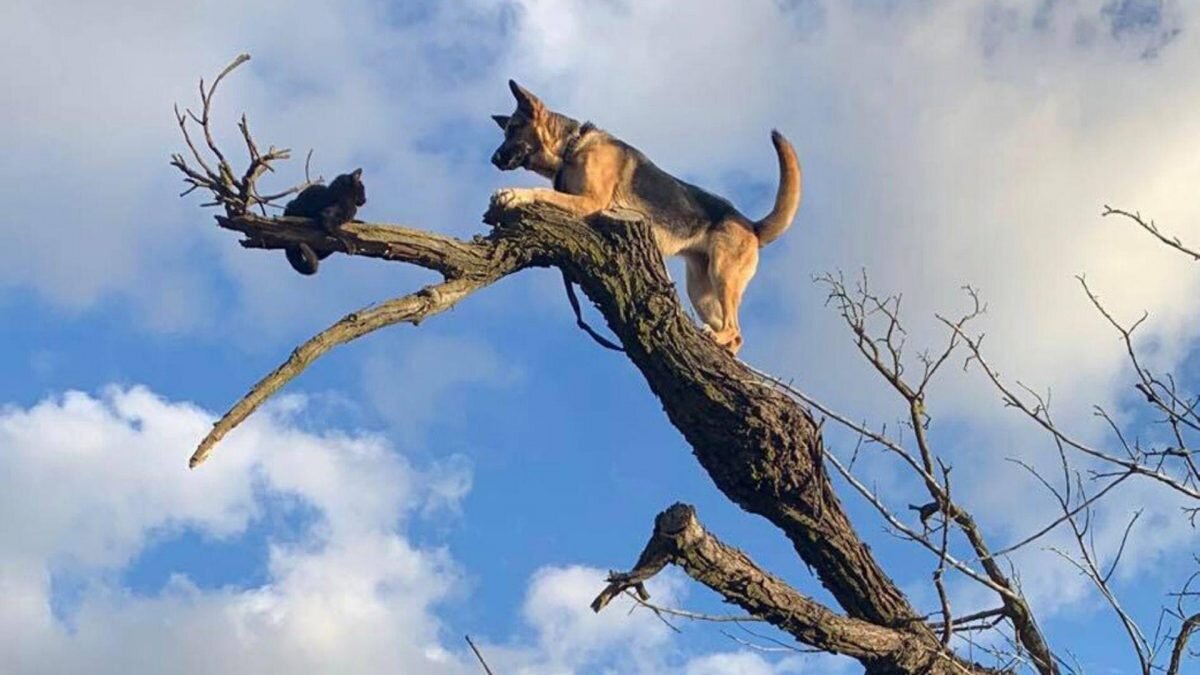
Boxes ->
[0,386,469,674]
[522,565,679,666]
[492,565,682,674]
[496,0,1200,407]
[476,564,844,674]
[0,387,824,674]
[684,651,806,675]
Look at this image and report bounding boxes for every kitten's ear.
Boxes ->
[508,79,543,116]
[491,114,510,130]
[350,168,363,179]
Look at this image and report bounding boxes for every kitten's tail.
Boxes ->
[754,130,802,247]
[286,244,320,276]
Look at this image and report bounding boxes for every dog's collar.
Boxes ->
[561,121,596,159]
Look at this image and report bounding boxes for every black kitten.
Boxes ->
[283,168,367,275]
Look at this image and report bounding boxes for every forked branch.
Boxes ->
[803,277,1058,673]
[169,54,311,216]
[591,504,984,673]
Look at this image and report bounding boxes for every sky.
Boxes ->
[1,0,1199,673]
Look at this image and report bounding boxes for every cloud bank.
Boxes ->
[0,386,831,673]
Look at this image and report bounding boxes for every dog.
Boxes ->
[490,80,801,354]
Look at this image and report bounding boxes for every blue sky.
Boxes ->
[2,1,1200,673]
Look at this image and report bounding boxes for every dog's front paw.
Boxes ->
[491,188,532,210]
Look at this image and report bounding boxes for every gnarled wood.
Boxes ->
[593,503,994,674]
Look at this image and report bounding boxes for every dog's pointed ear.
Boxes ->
[491,114,510,130]
[508,79,543,116]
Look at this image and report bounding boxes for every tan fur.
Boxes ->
[492,82,801,354]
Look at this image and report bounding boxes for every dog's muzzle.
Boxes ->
[491,144,529,171]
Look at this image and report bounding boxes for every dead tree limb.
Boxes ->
[194,199,931,634]
[181,198,1011,674]
[191,277,487,467]
[592,503,988,674]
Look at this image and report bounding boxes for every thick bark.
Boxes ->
[486,204,919,628]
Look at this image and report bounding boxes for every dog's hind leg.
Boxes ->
[708,225,760,354]
[685,253,723,332]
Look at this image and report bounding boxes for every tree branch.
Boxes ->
[1103,206,1200,262]
[942,319,1200,501]
[561,270,624,352]
[195,198,997,672]
[190,276,497,467]
[1167,613,1200,675]
[217,213,505,279]
[464,635,495,675]
[592,503,993,673]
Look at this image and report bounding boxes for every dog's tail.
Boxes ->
[754,130,802,247]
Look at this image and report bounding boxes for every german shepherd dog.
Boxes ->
[490,80,801,354]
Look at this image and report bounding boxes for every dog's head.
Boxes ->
[490,80,561,174]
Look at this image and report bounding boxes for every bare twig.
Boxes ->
[1079,276,1200,434]
[720,622,827,654]
[464,635,495,675]
[621,590,765,624]
[170,54,309,217]
[930,607,1006,632]
[935,461,954,646]
[818,447,1013,596]
[1026,452,1151,673]
[941,318,1200,501]
[1103,206,1200,262]
[561,271,624,352]
[773,276,1058,673]
[720,630,808,653]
